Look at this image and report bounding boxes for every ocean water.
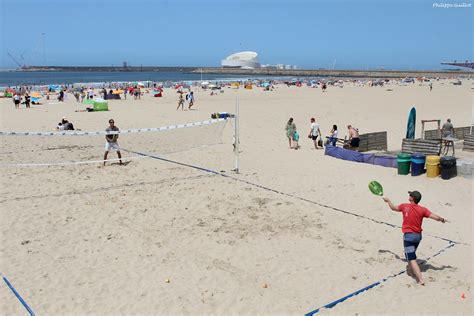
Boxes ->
[0,71,292,86]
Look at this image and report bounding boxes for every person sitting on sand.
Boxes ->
[103,119,122,166]
[383,191,446,286]
[347,125,360,148]
[57,117,75,130]
[308,117,322,149]
[285,118,297,149]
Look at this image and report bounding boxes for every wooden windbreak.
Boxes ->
[402,138,441,155]
[358,131,388,152]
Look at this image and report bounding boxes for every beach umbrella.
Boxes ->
[30,92,42,98]
[112,90,124,94]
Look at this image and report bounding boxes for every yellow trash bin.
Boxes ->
[426,155,440,178]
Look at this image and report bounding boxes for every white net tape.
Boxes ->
[0,119,229,167]
[0,119,227,137]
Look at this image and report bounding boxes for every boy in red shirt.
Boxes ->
[383,191,447,285]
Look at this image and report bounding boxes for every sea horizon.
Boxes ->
[1,68,471,87]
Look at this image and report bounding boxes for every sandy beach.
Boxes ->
[0,80,472,315]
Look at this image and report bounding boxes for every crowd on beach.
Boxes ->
[285,117,359,150]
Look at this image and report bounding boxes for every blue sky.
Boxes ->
[1,0,472,70]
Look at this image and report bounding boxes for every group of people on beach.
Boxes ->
[12,93,31,109]
[177,90,195,110]
[285,118,358,150]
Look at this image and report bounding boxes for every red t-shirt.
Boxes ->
[398,203,432,233]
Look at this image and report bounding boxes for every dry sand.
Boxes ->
[0,79,472,315]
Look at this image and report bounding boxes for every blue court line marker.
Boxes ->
[2,274,35,316]
[304,242,456,316]
[124,149,462,245]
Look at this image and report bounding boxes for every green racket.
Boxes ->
[368,180,384,196]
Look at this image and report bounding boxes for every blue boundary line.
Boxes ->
[2,275,35,316]
[124,149,461,245]
[304,242,456,315]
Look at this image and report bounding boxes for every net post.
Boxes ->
[234,97,240,174]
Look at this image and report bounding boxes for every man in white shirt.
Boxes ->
[308,117,322,149]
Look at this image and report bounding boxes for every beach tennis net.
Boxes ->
[0,119,229,166]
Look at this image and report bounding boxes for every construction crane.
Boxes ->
[7,52,28,70]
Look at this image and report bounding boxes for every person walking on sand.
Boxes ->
[285,118,297,149]
[383,191,447,286]
[188,91,194,109]
[322,82,327,92]
[177,92,185,110]
[13,93,21,109]
[308,117,322,149]
[103,119,123,166]
[24,93,31,109]
[429,82,433,91]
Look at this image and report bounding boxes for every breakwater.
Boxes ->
[192,67,473,79]
[18,66,474,79]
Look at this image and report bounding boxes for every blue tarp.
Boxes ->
[374,156,398,168]
[324,146,397,168]
[325,145,365,162]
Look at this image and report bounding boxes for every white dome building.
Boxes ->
[221,51,261,69]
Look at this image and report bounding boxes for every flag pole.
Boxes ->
[234,97,240,174]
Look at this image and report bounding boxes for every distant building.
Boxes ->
[221,51,261,69]
[123,61,128,68]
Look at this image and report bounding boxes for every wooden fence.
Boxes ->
[358,131,388,152]
[401,138,441,155]
[424,126,473,140]
[463,134,474,152]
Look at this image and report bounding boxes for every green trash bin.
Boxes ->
[397,153,411,175]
